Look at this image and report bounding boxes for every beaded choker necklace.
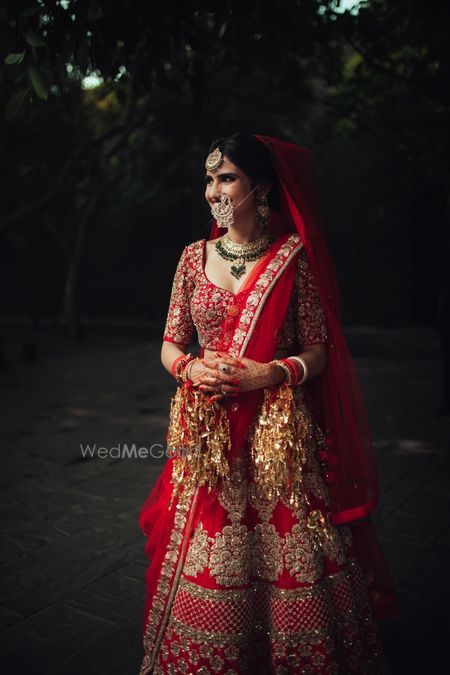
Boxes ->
[215,233,274,279]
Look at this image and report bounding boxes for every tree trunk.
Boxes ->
[63,181,99,340]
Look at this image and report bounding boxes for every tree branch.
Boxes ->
[0,98,156,237]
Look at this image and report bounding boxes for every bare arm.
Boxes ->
[271,343,327,384]
[161,340,189,376]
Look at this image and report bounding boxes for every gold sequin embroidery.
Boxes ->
[251,522,283,581]
[184,522,212,578]
[283,521,324,583]
[209,522,252,586]
[139,484,199,675]
[163,236,321,355]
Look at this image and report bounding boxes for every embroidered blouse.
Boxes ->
[163,238,328,352]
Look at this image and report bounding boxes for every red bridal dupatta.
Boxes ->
[208,135,399,620]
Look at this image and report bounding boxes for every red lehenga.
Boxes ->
[138,137,398,675]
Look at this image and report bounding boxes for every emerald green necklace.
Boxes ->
[215,233,274,280]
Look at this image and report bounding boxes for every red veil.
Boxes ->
[208,134,399,619]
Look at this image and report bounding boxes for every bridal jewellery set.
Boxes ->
[215,233,274,280]
[168,145,309,461]
[205,146,273,280]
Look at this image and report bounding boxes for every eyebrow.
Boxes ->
[204,172,239,179]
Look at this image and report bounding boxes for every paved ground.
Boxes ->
[0,323,449,674]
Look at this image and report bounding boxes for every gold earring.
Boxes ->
[256,192,269,229]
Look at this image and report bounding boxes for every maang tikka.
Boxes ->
[205,147,224,172]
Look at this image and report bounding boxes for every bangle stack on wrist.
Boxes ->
[288,355,309,385]
[271,356,309,386]
[272,359,293,385]
[181,357,197,384]
[171,353,195,384]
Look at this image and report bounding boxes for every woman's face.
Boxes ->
[204,155,256,218]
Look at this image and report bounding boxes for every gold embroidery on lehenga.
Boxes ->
[209,522,252,586]
[251,522,283,581]
[139,484,199,675]
[179,575,327,601]
[184,522,212,578]
[303,472,330,505]
[307,510,347,566]
[218,455,247,524]
[185,447,349,588]
[283,521,324,583]
[154,563,390,674]
[248,476,279,522]
[321,523,348,566]
[199,643,214,659]
[170,614,334,646]
[169,641,180,657]
[205,455,252,586]
[224,645,241,660]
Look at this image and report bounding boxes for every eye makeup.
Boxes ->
[204,172,238,184]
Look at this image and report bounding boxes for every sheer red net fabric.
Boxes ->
[208,135,399,618]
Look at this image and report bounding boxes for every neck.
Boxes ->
[226,215,265,244]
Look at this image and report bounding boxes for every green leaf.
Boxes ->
[4,52,25,65]
[5,88,30,120]
[24,30,46,48]
[27,66,49,100]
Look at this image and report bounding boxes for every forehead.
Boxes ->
[205,155,244,176]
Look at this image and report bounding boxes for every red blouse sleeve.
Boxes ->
[163,245,196,346]
[294,247,328,348]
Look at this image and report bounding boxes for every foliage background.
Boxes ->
[1,0,449,338]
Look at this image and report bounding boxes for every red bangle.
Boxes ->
[281,358,301,386]
[171,354,185,378]
[171,353,194,383]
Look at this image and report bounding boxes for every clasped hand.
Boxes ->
[188,351,283,403]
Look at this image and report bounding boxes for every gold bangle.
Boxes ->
[271,359,292,385]
[175,353,194,384]
[182,356,197,383]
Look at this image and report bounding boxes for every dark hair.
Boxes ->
[207,133,280,210]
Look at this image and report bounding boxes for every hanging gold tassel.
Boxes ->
[249,383,315,508]
[166,383,231,509]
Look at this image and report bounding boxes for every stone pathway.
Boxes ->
[0,326,449,674]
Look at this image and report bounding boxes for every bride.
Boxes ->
[138,133,398,674]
